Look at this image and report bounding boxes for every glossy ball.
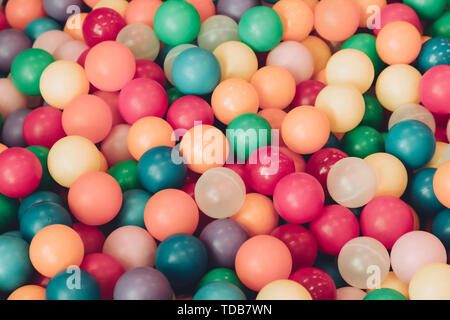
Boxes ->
[342,125,384,158]
[166,95,214,131]
[419,65,450,115]
[108,160,141,192]
[410,168,445,217]
[23,106,65,149]
[290,267,337,300]
[371,3,421,36]
[403,0,446,20]
[418,37,450,73]
[116,23,160,61]
[5,0,46,31]
[82,8,126,47]
[432,209,450,249]
[291,80,325,107]
[72,223,105,255]
[194,281,246,300]
[364,288,406,300]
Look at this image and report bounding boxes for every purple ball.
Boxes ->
[43,0,85,22]
[0,29,31,74]
[1,108,32,147]
[113,267,173,300]
[200,219,249,268]
[217,0,261,22]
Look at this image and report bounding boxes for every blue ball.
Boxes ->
[2,231,22,238]
[20,202,72,242]
[24,17,61,42]
[432,209,450,250]
[138,146,187,194]
[385,120,436,169]
[409,168,446,217]
[313,253,347,289]
[172,47,221,95]
[155,233,208,294]
[113,189,151,228]
[46,269,101,300]
[193,281,246,300]
[0,236,33,291]
[417,37,450,73]
[18,191,64,221]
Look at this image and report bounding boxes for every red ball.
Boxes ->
[289,267,337,300]
[0,148,42,198]
[419,65,450,115]
[435,126,448,143]
[372,3,422,36]
[309,204,360,255]
[82,8,126,47]
[22,106,66,149]
[72,223,105,255]
[80,253,126,300]
[245,146,295,196]
[166,95,214,132]
[0,10,8,31]
[273,172,325,224]
[224,163,253,193]
[271,224,318,270]
[134,59,166,88]
[305,148,348,195]
[291,80,326,108]
[118,78,168,124]
[360,196,414,249]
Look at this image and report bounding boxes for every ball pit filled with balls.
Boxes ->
[0,0,448,303]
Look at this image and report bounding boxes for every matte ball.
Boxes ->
[166,95,214,131]
[43,0,84,22]
[419,65,450,115]
[46,269,100,300]
[23,106,65,149]
[194,281,246,300]
[0,29,31,74]
[1,108,31,147]
[0,236,33,292]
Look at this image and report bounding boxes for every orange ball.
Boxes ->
[231,193,279,236]
[127,116,175,160]
[185,0,216,22]
[68,171,123,226]
[62,94,113,144]
[64,13,88,41]
[84,0,101,8]
[124,0,162,28]
[0,144,7,154]
[301,36,332,76]
[273,0,314,42]
[281,106,330,154]
[8,285,46,300]
[433,161,450,208]
[235,235,293,291]
[314,0,360,42]
[98,151,109,172]
[250,66,296,110]
[259,108,287,147]
[29,224,84,278]
[211,79,259,125]
[376,21,422,65]
[5,0,46,31]
[144,189,199,241]
[179,124,229,174]
[354,0,387,28]
[85,41,136,92]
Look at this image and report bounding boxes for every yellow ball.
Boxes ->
[40,60,89,109]
[326,49,374,93]
[375,64,421,112]
[213,41,258,82]
[365,152,408,197]
[409,263,450,300]
[94,0,129,16]
[48,136,101,188]
[367,271,409,299]
[425,142,449,169]
[256,280,312,300]
[315,84,365,133]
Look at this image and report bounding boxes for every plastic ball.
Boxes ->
[342,125,384,159]
[0,29,31,74]
[353,0,387,28]
[385,120,436,169]
[134,59,166,88]
[53,40,89,62]
[46,269,100,300]
[336,287,367,300]
[24,17,60,43]
[82,8,126,47]
[213,41,258,81]
[0,78,28,120]
[198,268,243,290]
[197,15,240,52]
[291,80,325,107]
[327,157,378,208]
[1,108,31,147]
[432,209,450,249]
[371,3,421,36]
[289,267,337,300]
[194,281,246,300]
[0,193,19,233]
[195,167,246,219]
[116,23,160,61]
[391,231,447,283]
[238,6,283,52]
[419,65,450,115]
[409,263,450,300]
[64,12,87,41]
[418,37,450,73]
[5,0,46,31]
[409,168,445,217]
[112,189,149,228]
[375,64,421,112]
[18,191,63,222]
[364,288,406,300]
[337,237,390,289]
[0,236,33,292]
[124,0,162,28]
[33,30,72,55]
[93,0,128,16]
[85,41,136,92]
[7,285,46,300]
[272,0,313,42]
[434,161,450,208]
[403,0,446,20]
[48,135,101,188]
[22,106,64,149]
[185,0,216,22]
[216,0,259,22]
[342,33,384,75]
[388,104,436,133]
[235,235,292,292]
[163,44,197,85]
[258,108,287,144]
[102,226,157,270]
[101,124,133,166]
[166,95,214,132]
[301,35,332,76]
[426,10,450,38]
[72,223,105,255]
[256,280,312,300]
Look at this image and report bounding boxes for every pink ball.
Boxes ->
[372,3,422,36]
[54,40,89,62]
[223,163,253,193]
[291,80,326,108]
[336,287,367,300]
[309,205,359,255]
[273,172,324,224]
[0,148,42,198]
[245,146,295,196]
[100,124,134,166]
[134,60,166,88]
[22,106,66,149]
[360,196,414,250]
[419,65,450,115]
[166,95,214,132]
[391,231,447,283]
[118,78,168,124]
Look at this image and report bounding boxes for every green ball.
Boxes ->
[238,6,283,52]
[108,160,142,192]
[342,33,385,74]
[26,146,55,190]
[0,193,20,233]
[403,0,446,20]
[153,0,201,46]
[426,11,450,38]
[11,48,55,96]
[166,86,184,105]
[197,268,244,290]
[361,94,384,130]
[363,288,407,300]
[342,125,384,158]
[227,113,272,162]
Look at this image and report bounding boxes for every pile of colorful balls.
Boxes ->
[0,0,449,301]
